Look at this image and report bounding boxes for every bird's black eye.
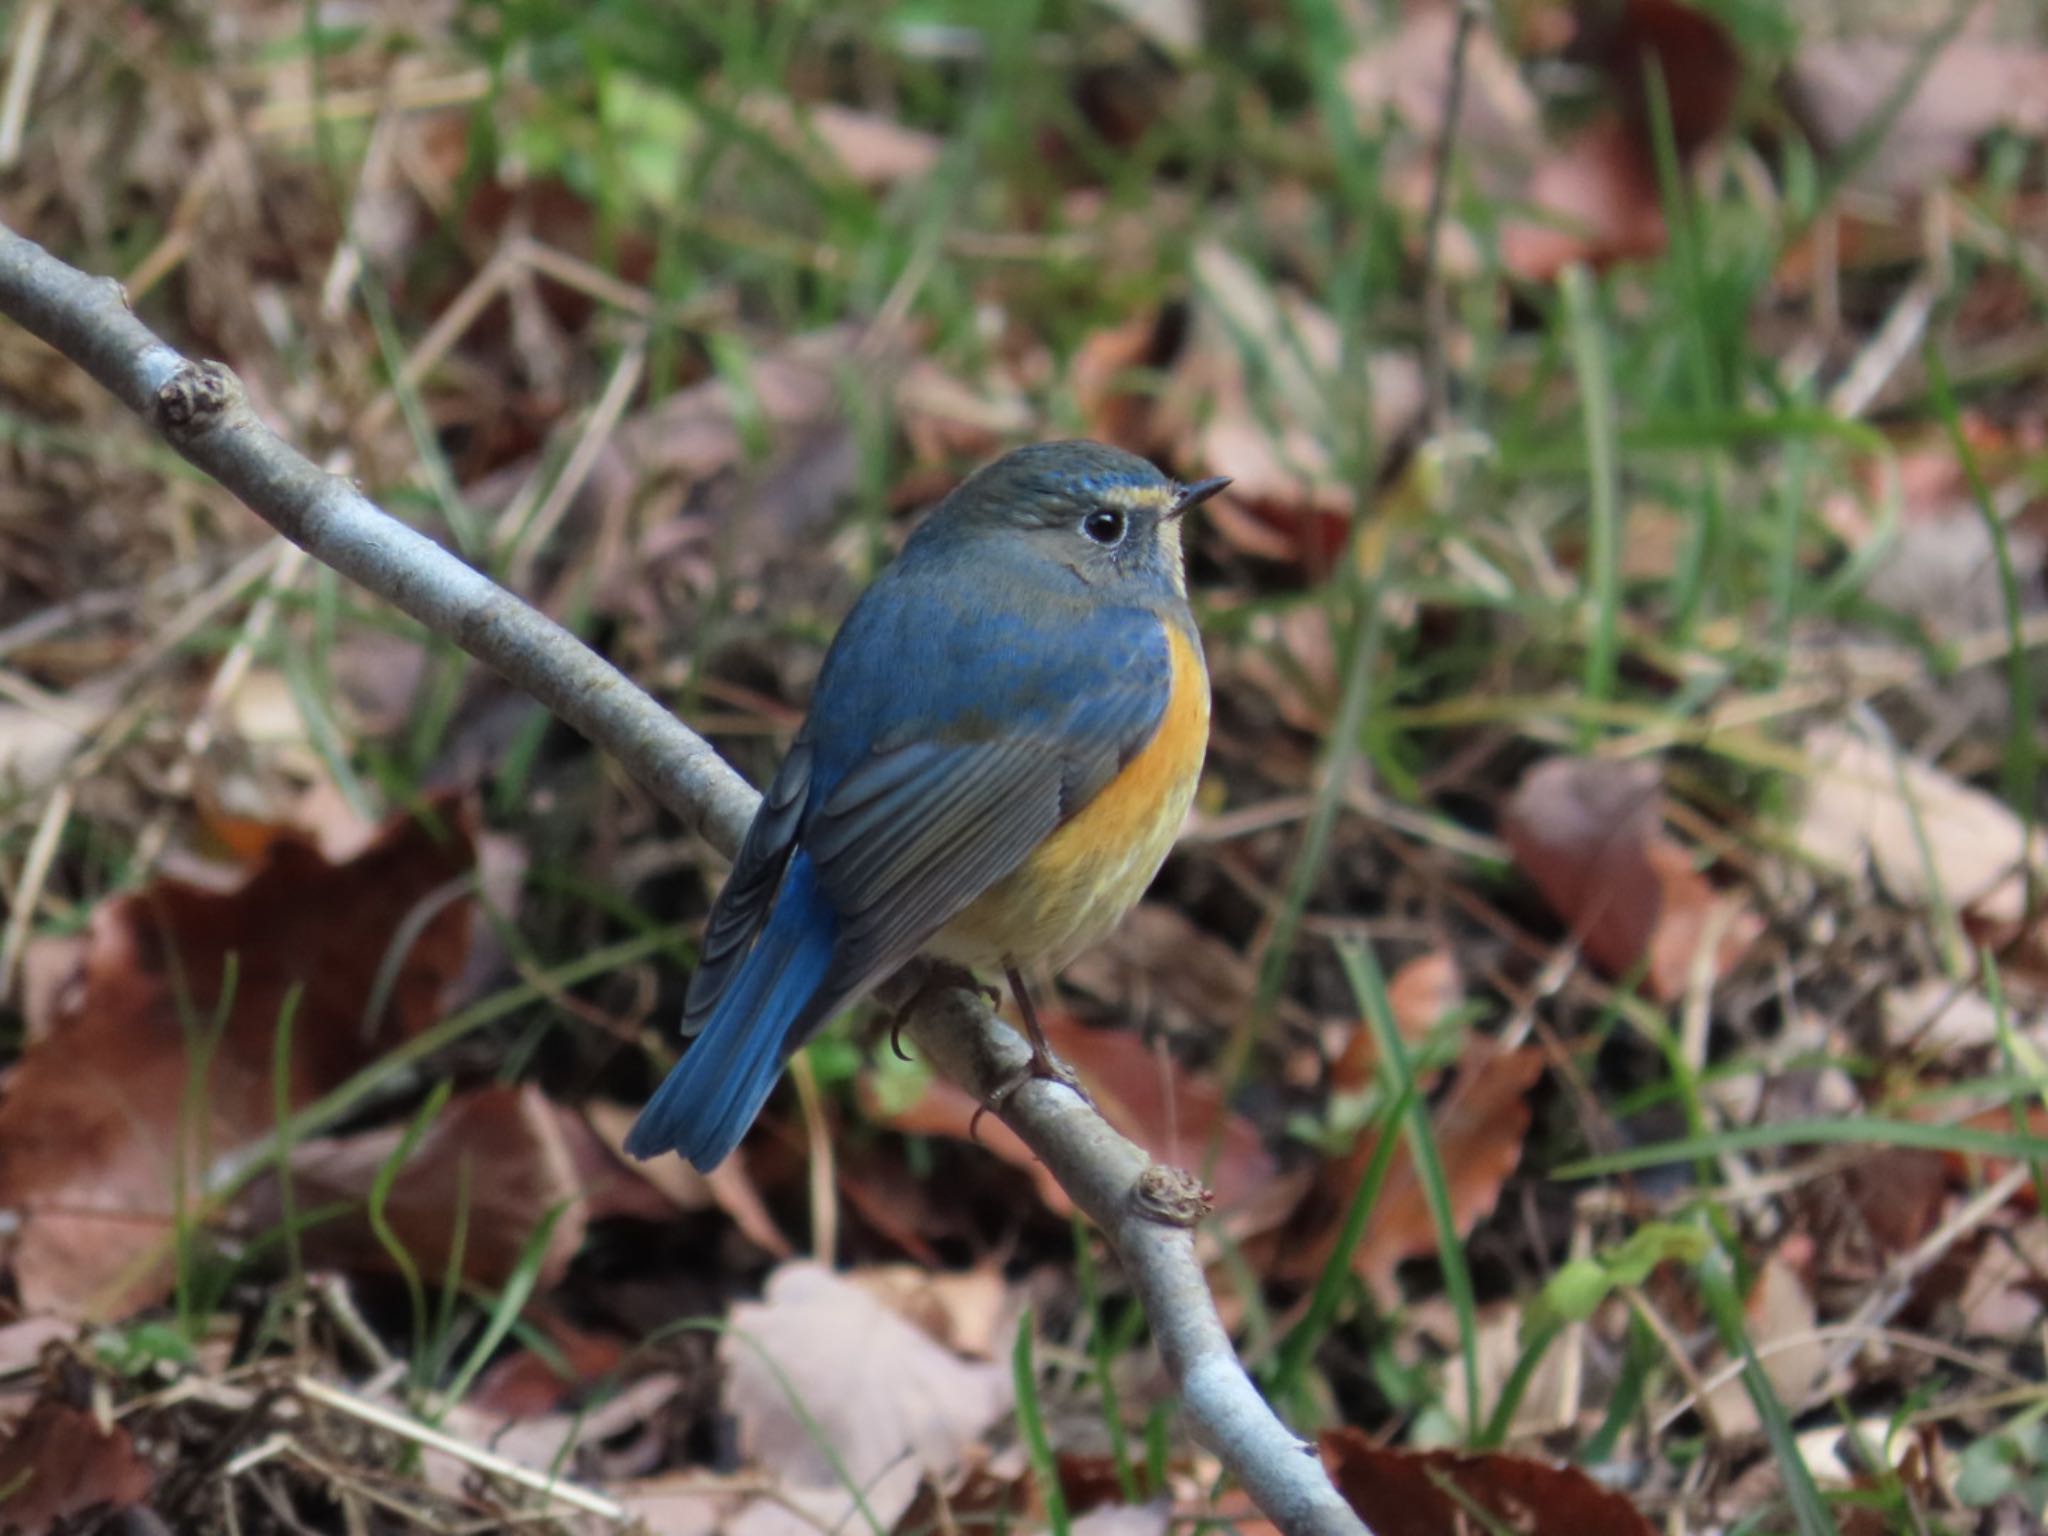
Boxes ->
[1082,507,1126,546]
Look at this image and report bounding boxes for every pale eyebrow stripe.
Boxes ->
[1100,483,1174,509]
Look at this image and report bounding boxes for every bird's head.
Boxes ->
[914,440,1229,599]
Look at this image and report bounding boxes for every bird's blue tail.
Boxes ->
[625,855,836,1170]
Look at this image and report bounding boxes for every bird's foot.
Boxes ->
[969,1041,1089,1143]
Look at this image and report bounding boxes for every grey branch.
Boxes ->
[0,220,1368,1536]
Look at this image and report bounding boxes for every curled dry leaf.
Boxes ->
[720,1262,1011,1536]
[868,1009,1273,1217]
[1321,1425,1654,1536]
[1798,724,2046,933]
[239,1085,588,1293]
[0,1395,155,1535]
[0,798,476,1318]
[1505,756,1759,1001]
[1266,1043,1545,1301]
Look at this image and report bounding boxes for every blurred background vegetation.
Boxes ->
[2,0,2047,1531]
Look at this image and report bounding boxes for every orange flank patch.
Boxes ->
[1030,620,1209,885]
[936,617,1209,968]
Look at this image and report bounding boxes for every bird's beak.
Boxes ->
[1169,475,1231,519]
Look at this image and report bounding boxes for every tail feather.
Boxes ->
[626,855,836,1170]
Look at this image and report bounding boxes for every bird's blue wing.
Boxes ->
[634,556,1178,1171]
[678,739,811,1035]
[794,572,1175,999]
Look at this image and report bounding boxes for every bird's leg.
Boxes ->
[971,964,1087,1141]
[1004,965,1079,1089]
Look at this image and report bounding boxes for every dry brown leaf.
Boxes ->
[1502,0,1741,280]
[1798,725,2046,930]
[578,1098,794,1258]
[1163,242,1423,567]
[1267,1044,1545,1301]
[1505,757,1759,1000]
[1066,1505,1173,1536]
[613,1474,738,1536]
[1881,979,2033,1055]
[0,1395,155,1534]
[466,1309,631,1418]
[0,1318,73,1377]
[1071,312,1169,452]
[0,798,476,1319]
[1344,5,1540,159]
[1578,0,1743,160]
[1322,1425,1654,1536]
[0,687,114,799]
[850,1264,1011,1360]
[1501,117,1669,282]
[1955,1214,2048,1338]
[1098,0,1200,57]
[1329,950,1463,1094]
[1787,39,2048,193]
[239,1085,587,1292]
[1704,1241,1828,1438]
[720,1262,1011,1536]
[429,1371,683,1494]
[737,95,943,188]
[1433,1300,1582,1440]
[868,1010,1273,1217]
[1818,746,2048,968]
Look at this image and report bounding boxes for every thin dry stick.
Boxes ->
[0,0,54,169]
[0,222,1367,1536]
[1420,0,1484,438]
[292,1375,624,1520]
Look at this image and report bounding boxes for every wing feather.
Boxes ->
[680,740,813,1034]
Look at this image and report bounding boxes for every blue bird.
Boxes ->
[627,441,1227,1170]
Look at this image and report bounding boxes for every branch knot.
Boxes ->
[1131,1164,1211,1227]
[156,360,240,442]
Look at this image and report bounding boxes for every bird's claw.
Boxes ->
[968,1044,1090,1142]
[891,965,999,1062]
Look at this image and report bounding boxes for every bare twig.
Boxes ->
[1420,0,1484,438]
[0,221,1367,1536]
[0,0,54,169]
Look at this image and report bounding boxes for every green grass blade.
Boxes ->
[1697,1235,1837,1536]
[1340,940,1482,1439]
[1560,1114,2048,1177]
[1266,1078,1421,1414]
[1013,1307,1071,1536]
[440,1196,573,1411]
[1561,265,1621,740]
